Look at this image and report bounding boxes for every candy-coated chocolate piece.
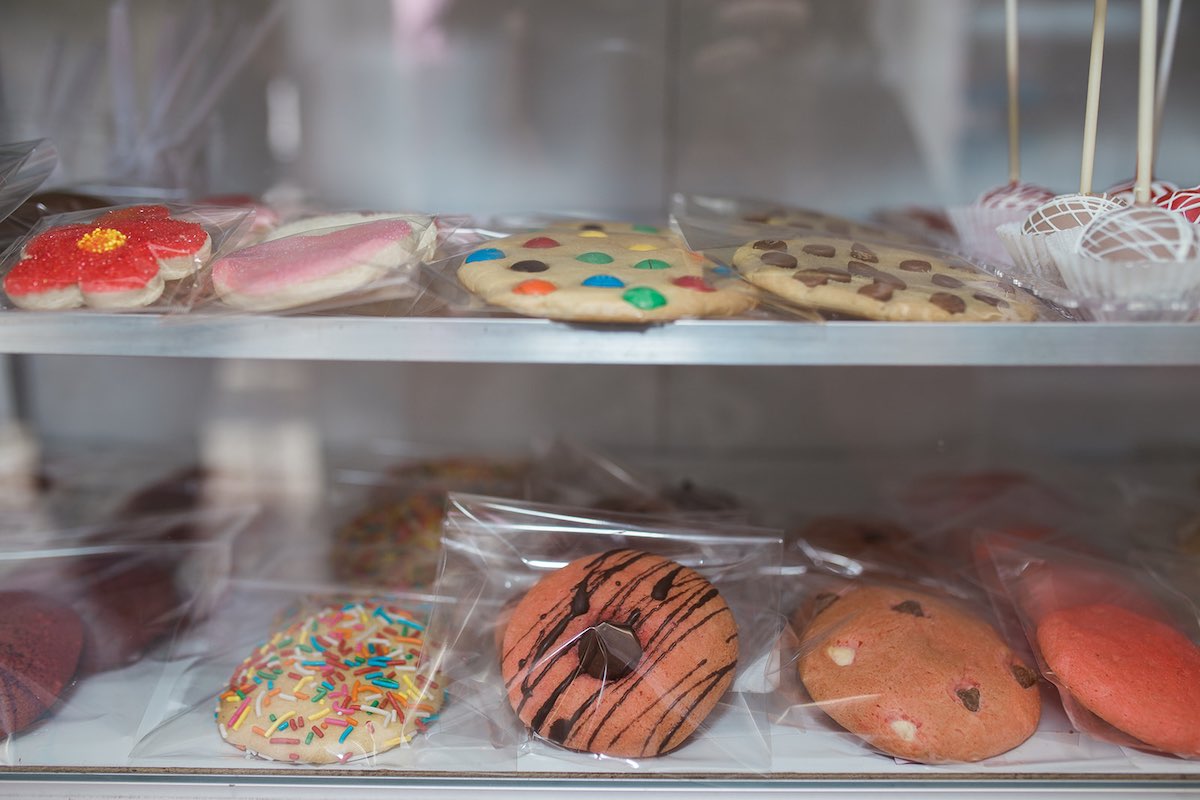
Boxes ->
[622,287,667,309]
[465,247,505,263]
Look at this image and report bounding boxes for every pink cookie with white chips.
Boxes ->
[211,213,435,311]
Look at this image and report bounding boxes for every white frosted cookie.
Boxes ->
[457,225,756,322]
[216,601,444,764]
[732,236,1038,322]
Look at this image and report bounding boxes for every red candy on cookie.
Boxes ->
[4,205,210,310]
[798,585,1041,763]
[1037,604,1200,757]
[500,549,738,758]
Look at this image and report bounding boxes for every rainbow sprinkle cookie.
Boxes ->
[215,601,444,764]
[332,491,446,589]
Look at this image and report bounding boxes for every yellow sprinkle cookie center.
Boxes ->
[76,227,127,254]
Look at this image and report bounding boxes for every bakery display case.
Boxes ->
[1,1,1199,798]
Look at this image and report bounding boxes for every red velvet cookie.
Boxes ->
[0,591,85,736]
[798,585,1040,763]
[500,549,738,758]
[1037,603,1200,757]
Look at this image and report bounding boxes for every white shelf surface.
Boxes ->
[1,315,1200,365]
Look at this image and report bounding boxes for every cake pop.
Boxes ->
[1076,205,1197,262]
[977,182,1056,212]
[1106,177,1177,206]
[1156,187,1200,223]
[1022,194,1124,235]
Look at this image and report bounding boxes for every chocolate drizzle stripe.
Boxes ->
[582,603,734,750]
[655,660,738,754]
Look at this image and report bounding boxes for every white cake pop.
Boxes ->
[1021,194,1125,235]
[1076,205,1198,262]
[1155,187,1200,223]
[976,181,1057,212]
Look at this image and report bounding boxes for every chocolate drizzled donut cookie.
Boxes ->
[798,585,1040,763]
[732,236,1037,321]
[500,549,738,758]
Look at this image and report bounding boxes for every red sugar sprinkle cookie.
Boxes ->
[798,585,1040,763]
[0,591,85,737]
[3,205,210,310]
[216,601,444,764]
[500,549,738,758]
[1037,604,1200,757]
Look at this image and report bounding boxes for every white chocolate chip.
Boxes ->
[890,719,918,742]
[826,646,856,666]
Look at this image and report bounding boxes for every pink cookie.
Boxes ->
[211,216,429,311]
[1037,604,1200,757]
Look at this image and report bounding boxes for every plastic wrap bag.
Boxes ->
[0,139,57,231]
[129,579,490,770]
[671,193,1047,323]
[191,211,458,315]
[988,537,1200,759]
[424,216,760,324]
[771,524,1121,769]
[423,493,782,773]
[0,203,252,313]
[0,509,247,765]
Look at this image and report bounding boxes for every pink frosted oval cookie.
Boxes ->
[212,216,430,311]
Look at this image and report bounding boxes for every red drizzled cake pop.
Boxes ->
[1156,186,1200,223]
[976,182,1056,212]
[1106,177,1177,206]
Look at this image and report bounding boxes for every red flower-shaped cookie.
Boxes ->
[3,205,210,310]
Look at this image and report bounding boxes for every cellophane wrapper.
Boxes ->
[423,493,783,773]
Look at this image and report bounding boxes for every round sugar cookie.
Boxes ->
[458,227,756,322]
[1037,603,1200,757]
[732,236,1037,321]
[501,549,738,758]
[216,601,444,764]
[798,585,1040,763]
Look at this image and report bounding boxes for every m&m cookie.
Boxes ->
[457,223,756,322]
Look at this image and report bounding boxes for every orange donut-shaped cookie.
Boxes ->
[500,549,738,758]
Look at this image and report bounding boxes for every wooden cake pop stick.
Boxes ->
[1135,0,1157,205]
[1006,0,1021,183]
[1153,0,1182,171]
[1080,0,1107,195]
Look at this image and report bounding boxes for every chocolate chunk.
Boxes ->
[743,213,772,224]
[930,292,967,314]
[580,223,604,231]
[848,261,906,288]
[891,600,925,617]
[1011,663,1038,689]
[816,267,852,283]
[946,260,977,273]
[957,687,981,712]
[932,274,965,289]
[761,251,798,269]
[899,259,932,273]
[510,260,549,273]
[812,593,839,616]
[753,239,788,251]
[794,270,830,287]
[577,621,642,681]
[850,242,879,263]
[857,281,895,301]
[801,243,837,258]
[973,292,1009,309]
